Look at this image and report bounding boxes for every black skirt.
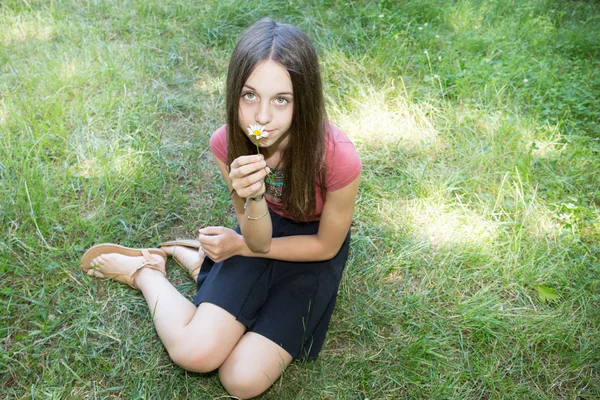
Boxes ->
[193,210,350,360]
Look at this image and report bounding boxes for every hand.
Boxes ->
[198,226,246,263]
[229,155,270,199]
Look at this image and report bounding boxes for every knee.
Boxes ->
[219,364,274,399]
[167,341,224,373]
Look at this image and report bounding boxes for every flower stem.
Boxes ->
[256,140,273,186]
[255,141,272,186]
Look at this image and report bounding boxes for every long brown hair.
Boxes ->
[225,17,327,221]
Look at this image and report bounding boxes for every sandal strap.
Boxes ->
[142,249,164,267]
[187,262,202,279]
[130,249,166,289]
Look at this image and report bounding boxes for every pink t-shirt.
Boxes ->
[209,123,362,221]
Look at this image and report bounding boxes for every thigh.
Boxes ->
[218,332,293,399]
[169,302,247,373]
[188,302,247,350]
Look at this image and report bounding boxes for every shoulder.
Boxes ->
[210,124,227,147]
[210,124,228,163]
[324,123,362,191]
[324,123,362,165]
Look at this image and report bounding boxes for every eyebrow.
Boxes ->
[243,84,293,96]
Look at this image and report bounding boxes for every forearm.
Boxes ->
[237,196,272,253]
[240,233,336,262]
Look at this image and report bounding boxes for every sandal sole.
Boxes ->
[159,239,201,249]
[80,244,167,271]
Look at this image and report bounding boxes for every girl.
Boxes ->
[80,17,361,399]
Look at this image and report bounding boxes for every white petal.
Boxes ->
[248,124,266,139]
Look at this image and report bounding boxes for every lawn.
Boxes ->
[1,0,599,398]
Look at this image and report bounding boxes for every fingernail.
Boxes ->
[266,167,271,174]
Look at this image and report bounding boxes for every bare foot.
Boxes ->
[88,253,165,288]
[161,245,204,281]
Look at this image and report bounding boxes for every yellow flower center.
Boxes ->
[253,129,262,137]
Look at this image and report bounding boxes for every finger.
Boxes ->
[202,247,221,263]
[237,181,265,199]
[245,168,269,185]
[230,155,264,169]
[198,233,219,247]
[231,169,267,193]
[229,160,267,180]
[197,237,223,257]
[202,248,215,261]
[199,226,226,235]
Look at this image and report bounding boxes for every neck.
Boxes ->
[261,132,290,160]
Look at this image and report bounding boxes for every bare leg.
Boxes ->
[88,253,246,373]
[219,332,293,399]
[161,245,202,281]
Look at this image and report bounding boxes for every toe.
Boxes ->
[87,269,105,278]
[90,256,103,265]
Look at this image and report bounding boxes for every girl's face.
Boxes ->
[238,59,294,151]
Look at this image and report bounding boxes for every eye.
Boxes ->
[274,97,289,105]
[242,92,257,101]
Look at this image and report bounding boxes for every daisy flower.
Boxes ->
[247,124,269,140]
[247,124,272,186]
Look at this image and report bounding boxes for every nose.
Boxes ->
[255,100,271,125]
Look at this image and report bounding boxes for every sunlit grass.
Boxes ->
[71,142,147,179]
[334,86,440,152]
[0,97,6,126]
[406,199,498,247]
[0,13,55,45]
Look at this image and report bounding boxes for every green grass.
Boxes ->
[1,0,599,398]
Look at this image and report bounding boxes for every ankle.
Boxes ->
[134,266,166,287]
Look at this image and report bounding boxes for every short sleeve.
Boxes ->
[325,126,362,192]
[209,125,228,164]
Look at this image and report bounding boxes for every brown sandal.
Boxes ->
[159,239,203,279]
[80,244,167,289]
